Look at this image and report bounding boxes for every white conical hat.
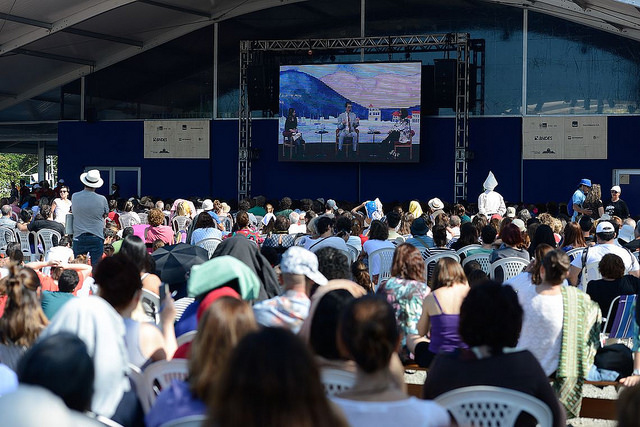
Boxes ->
[483,171,498,191]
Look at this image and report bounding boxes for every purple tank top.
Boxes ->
[428,294,467,353]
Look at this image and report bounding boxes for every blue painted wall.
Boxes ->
[58,116,638,213]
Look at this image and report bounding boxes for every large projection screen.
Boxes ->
[278,62,422,163]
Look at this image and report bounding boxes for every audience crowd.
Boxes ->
[2,173,640,426]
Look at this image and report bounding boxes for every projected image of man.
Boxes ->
[337,101,359,152]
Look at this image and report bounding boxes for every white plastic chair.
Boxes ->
[138,359,189,414]
[424,251,460,283]
[320,368,356,396]
[346,243,360,260]
[138,212,149,225]
[435,385,552,427]
[14,229,35,261]
[489,257,529,282]
[461,252,491,274]
[172,216,192,233]
[118,215,139,229]
[35,229,61,258]
[195,237,222,259]
[159,415,207,427]
[176,330,197,347]
[369,247,395,288]
[566,247,586,263]
[455,244,482,258]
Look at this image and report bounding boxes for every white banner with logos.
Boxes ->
[522,116,607,160]
[144,120,210,159]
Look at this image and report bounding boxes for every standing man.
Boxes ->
[71,169,108,265]
[478,171,506,219]
[604,185,630,219]
[337,101,359,152]
[570,178,592,222]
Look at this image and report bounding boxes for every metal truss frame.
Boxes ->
[239,33,478,202]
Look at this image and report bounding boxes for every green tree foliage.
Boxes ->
[0,154,37,197]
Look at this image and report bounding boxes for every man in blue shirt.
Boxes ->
[571,178,592,222]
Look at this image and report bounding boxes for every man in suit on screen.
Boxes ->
[337,101,359,152]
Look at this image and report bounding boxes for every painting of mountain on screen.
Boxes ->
[278,62,421,163]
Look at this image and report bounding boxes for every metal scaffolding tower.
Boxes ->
[239,33,482,202]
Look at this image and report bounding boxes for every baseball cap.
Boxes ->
[326,199,338,210]
[280,247,327,286]
[579,178,592,187]
[611,185,621,194]
[512,218,526,232]
[506,207,516,218]
[596,221,614,233]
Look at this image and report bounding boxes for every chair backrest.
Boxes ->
[339,249,354,264]
[320,368,356,396]
[345,244,359,263]
[172,216,192,233]
[461,252,491,274]
[581,261,602,292]
[141,289,161,324]
[14,229,35,261]
[566,247,586,263]
[118,215,139,229]
[36,229,62,256]
[489,257,529,282]
[194,238,222,259]
[139,359,189,414]
[424,251,461,283]
[455,244,482,258]
[603,294,637,339]
[434,385,553,427]
[176,330,198,347]
[369,247,395,288]
[158,415,207,427]
[138,213,149,225]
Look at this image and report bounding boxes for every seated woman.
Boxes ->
[118,200,140,227]
[449,222,479,252]
[380,108,411,159]
[560,222,587,253]
[95,254,177,370]
[504,243,555,292]
[331,296,449,427]
[146,295,257,427]
[415,258,469,367]
[376,244,430,362]
[210,327,347,427]
[119,235,162,296]
[586,253,640,317]
[144,208,175,247]
[0,265,48,371]
[189,211,222,245]
[516,249,600,418]
[489,223,530,264]
[360,220,395,284]
[423,281,566,427]
[528,224,557,258]
[226,210,262,246]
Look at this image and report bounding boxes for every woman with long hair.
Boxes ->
[210,327,347,427]
[415,258,469,367]
[450,222,479,252]
[284,108,304,148]
[376,243,430,362]
[561,222,587,252]
[119,234,162,295]
[583,183,604,220]
[190,211,222,245]
[332,296,449,427]
[0,265,48,370]
[489,223,530,264]
[146,294,257,427]
[528,224,557,258]
[516,249,600,418]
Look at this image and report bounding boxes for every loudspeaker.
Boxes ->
[434,59,457,109]
[421,65,438,116]
[247,65,279,113]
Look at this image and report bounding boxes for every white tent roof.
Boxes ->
[0,0,639,113]
[0,0,304,111]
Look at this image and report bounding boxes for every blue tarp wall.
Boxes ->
[58,116,640,213]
